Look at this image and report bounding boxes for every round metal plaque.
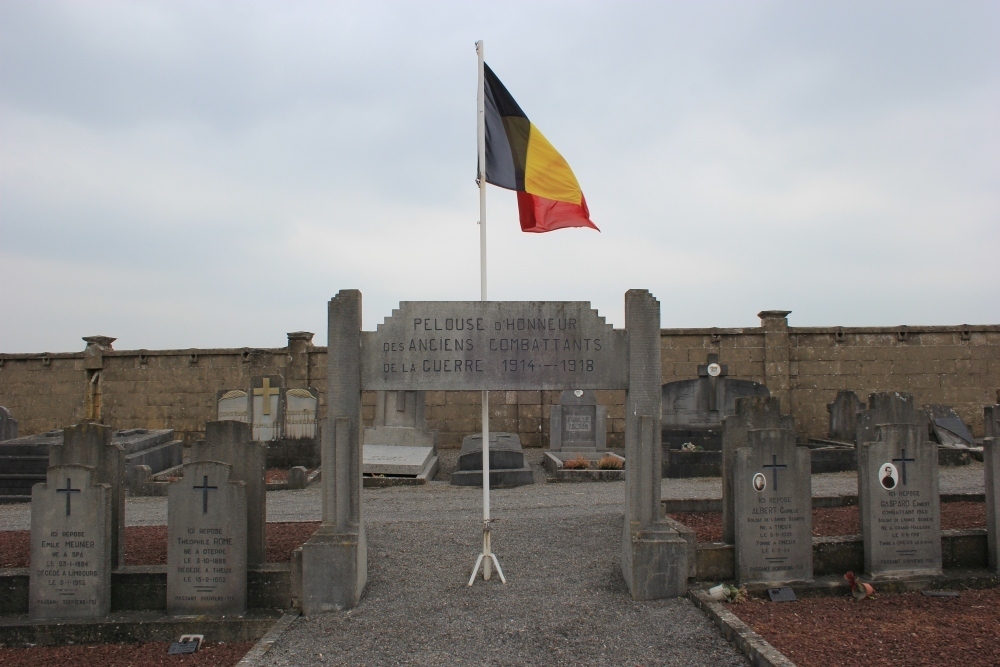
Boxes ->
[707,363,722,377]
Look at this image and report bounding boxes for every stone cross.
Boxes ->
[30,464,112,620]
[167,460,247,616]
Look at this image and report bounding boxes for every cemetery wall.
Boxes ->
[1,317,998,446]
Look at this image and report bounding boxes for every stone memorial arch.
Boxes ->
[300,289,687,613]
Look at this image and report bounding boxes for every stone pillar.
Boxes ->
[721,396,794,544]
[301,290,366,613]
[985,405,999,572]
[48,423,125,570]
[286,332,314,387]
[758,311,791,416]
[82,336,114,421]
[621,290,688,599]
[192,420,267,568]
[0,406,17,441]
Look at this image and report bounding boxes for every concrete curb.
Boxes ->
[688,589,796,667]
[235,610,300,666]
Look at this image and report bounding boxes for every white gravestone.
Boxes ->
[858,423,942,578]
[167,460,247,616]
[217,390,250,423]
[285,388,319,439]
[29,465,111,619]
[734,428,813,584]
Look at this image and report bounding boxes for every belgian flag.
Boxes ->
[483,64,599,233]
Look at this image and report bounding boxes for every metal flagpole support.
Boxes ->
[469,39,505,587]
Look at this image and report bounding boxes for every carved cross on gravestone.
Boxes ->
[254,378,280,416]
[193,475,218,514]
[893,449,916,486]
[56,477,81,516]
[762,454,788,492]
[697,353,729,412]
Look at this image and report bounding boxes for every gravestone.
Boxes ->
[451,432,534,487]
[985,405,1000,572]
[549,389,607,453]
[826,390,865,444]
[363,445,435,476]
[251,375,284,441]
[363,391,437,449]
[721,396,794,544]
[855,392,925,449]
[191,421,266,568]
[117,428,183,489]
[217,390,250,423]
[858,423,941,578]
[733,428,812,584]
[0,406,18,441]
[48,423,126,570]
[167,460,247,616]
[29,464,111,619]
[925,404,975,446]
[285,388,319,439]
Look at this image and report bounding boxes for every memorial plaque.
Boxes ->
[734,428,813,584]
[858,423,941,578]
[549,389,607,453]
[251,376,284,441]
[217,390,249,423]
[29,464,111,619]
[284,388,319,439]
[360,301,628,390]
[167,460,247,616]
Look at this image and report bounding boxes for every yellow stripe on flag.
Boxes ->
[524,124,582,205]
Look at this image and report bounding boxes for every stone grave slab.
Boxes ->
[734,428,812,584]
[251,375,284,441]
[549,389,607,453]
[826,390,865,444]
[29,464,111,620]
[167,460,247,616]
[858,423,941,578]
[363,445,434,476]
[0,406,18,441]
[451,432,534,487]
[217,389,250,422]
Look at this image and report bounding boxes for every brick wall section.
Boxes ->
[2,318,998,447]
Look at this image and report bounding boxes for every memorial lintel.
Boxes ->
[361,301,628,391]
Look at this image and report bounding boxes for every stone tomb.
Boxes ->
[218,381,321,468]
[251,375,284,442]
[191,421,266,568]
[733,428,812,584]
[29,464,111,620]
[363,445,436,481]
[451,432,534,488]
[826,390,865,444]
[985,405,1000,572]
[167,460,247,616]
[858,423,941,578]
[549,389,607,454]
[0,406,18,441]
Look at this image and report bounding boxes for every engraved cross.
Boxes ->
[193,475,218,514]
[892,448,916,486]
[762,454,787,493]
[254,378,280,416]
[56,478,81,516]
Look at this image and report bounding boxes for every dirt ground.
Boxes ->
[0,641,254,667]
[0,521,320,568]
[669,501,986,543]
[731,587,1000,667]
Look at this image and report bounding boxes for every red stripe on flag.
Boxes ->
[516,191,599,233]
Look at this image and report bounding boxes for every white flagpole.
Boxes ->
[469,39,505,587]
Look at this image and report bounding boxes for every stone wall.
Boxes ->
[1,314,998,447]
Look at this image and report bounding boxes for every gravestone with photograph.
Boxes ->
[29,464,111,620]
[858,423,941,578]
[733,428,812,584]
[251,375,284,442]
[191,420,266,568]
[167,460,247,616]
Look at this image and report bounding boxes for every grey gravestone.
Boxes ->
[217,390,250,423]
[29,464,111,619]
[549,390,607,453]
[451,432,534,487]
[856,392,925,449]
[662,354,770,429]
[251,375,284,441]
[985,405,1000,572]
[363,391,437,449]
[925,404,975,446]
[192,421,266,568]
[117,428,183,490]
[0,406,18,441]
[721,397,794,544]
[858,423,941,578]
[363,445,434,476]
[285,388,319,439]
[48,423,125,571]
[734,428,812,584]
[167,460,247,616]
[826,390,865,444]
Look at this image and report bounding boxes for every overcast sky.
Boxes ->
[1,1,998,353]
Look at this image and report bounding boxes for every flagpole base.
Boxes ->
[468,520,506,586]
